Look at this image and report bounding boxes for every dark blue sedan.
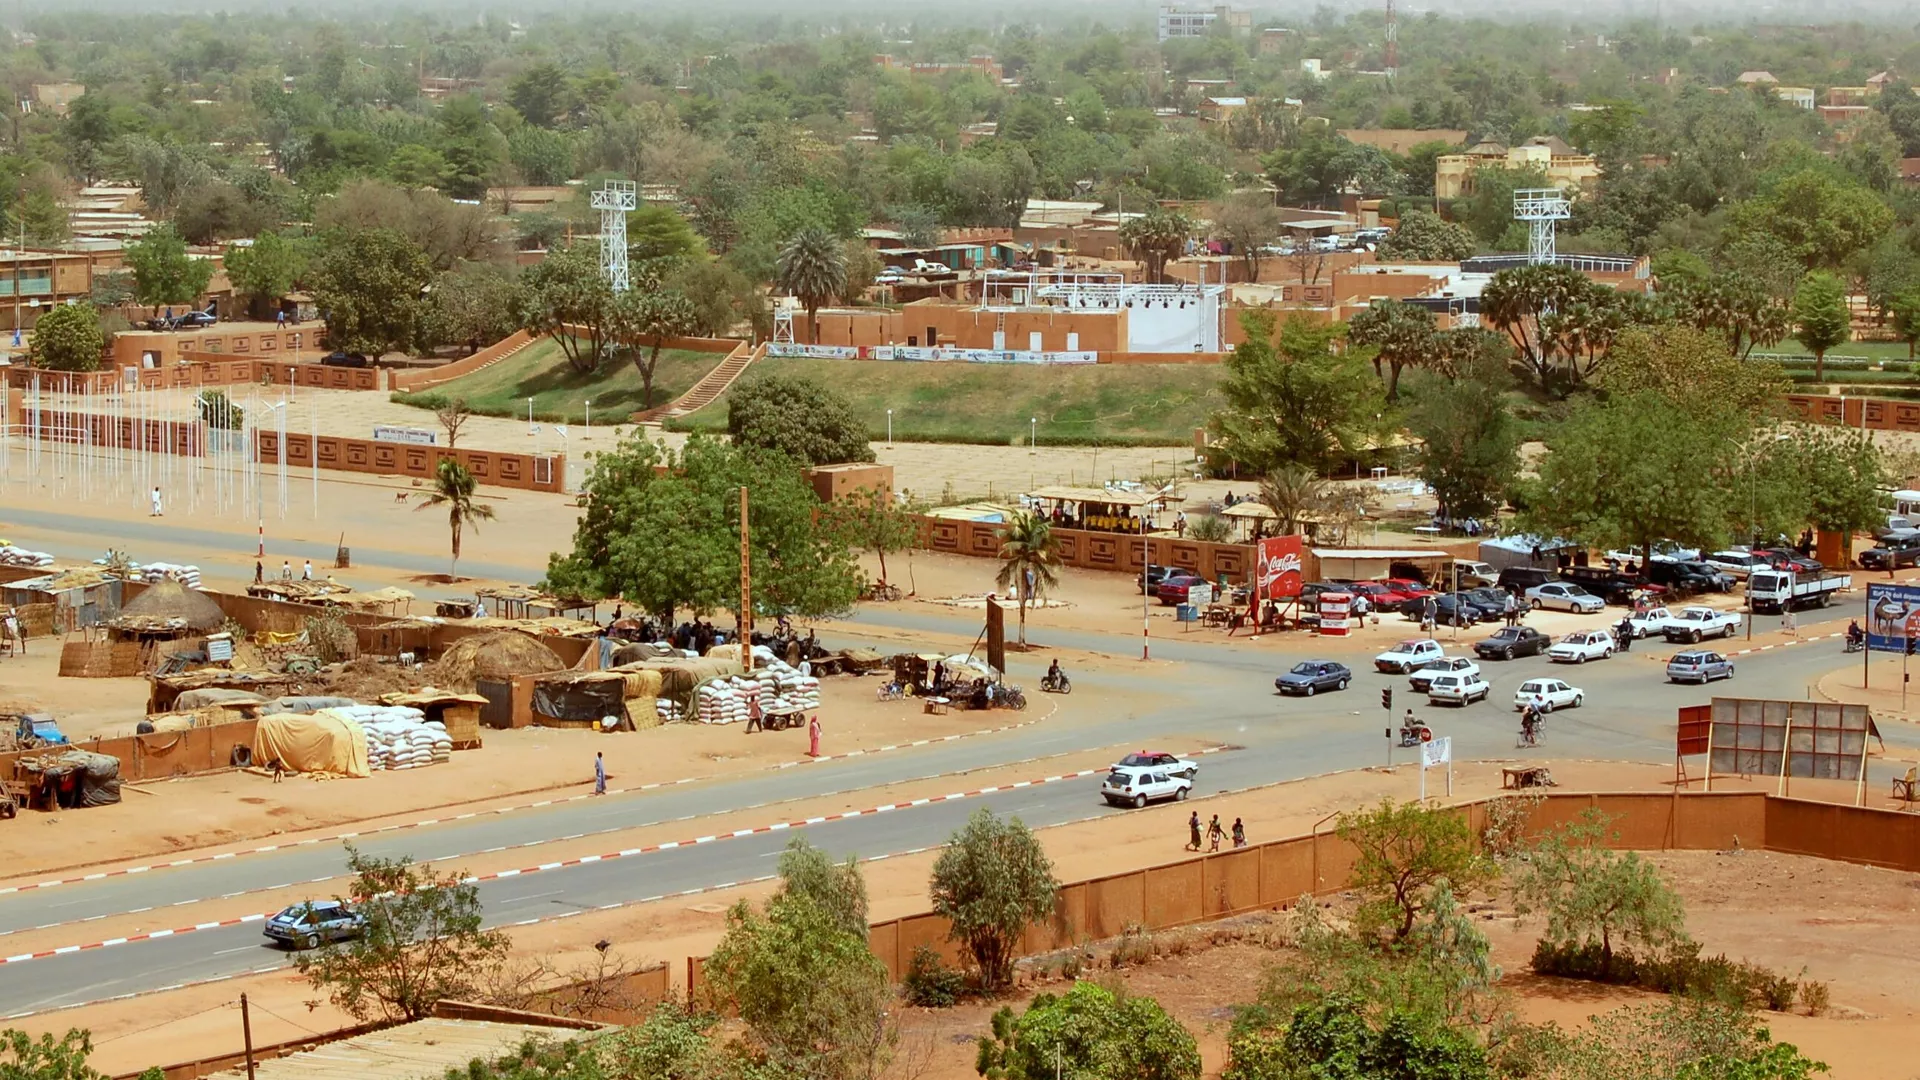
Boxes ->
[1275,661,1352,697]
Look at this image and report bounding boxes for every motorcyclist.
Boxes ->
[1616,615,1635,653]
[1045,659,1064,689]
[1848,620,1865,651]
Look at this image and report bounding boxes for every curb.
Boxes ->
[0,742,1193,969]
[0,707,1055,898]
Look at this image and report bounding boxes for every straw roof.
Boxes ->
[116,579,225,631]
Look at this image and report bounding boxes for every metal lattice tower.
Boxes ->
[590,180,638,292]
[1513,188,1571,266]
[771,307,796,345]
[1383,0,1398,80]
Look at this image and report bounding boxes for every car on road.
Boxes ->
[1622,606,1682,639]
[1155,574,1207,605]
[1474,626,1552,660]
[1101,765,1191,808]
[263,900,364,950]
[1274,660,1352,696]
[1859,537,1920,571]
[1513,678,1583,712]
[1666,650,1736,684]
[1527,582,1607,614]
[1548,629,1615,664]
[1427,671,1491,706]
[1409,656,1480,692]
[1660,606,1742,643]
[1703,550,1772,580]
[1114,750,1199,780]
[1374,638,1444,673]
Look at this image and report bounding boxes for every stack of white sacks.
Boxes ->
[333,705,453,770]
[0,544,55,568]
[695,677,760,724]
[138,562,203,588]
[657,698,686,722]
[747,646,822,713]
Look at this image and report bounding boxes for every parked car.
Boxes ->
[1513,678,1584,712]
[1450,560,1500,588]
[1527,582,1607,614]
[321,350,370,368]
[1402,592,1482,627]
[1703,550,1772,580]
[1114,751,1199,780]
[1463,587,1516,620]
[1548,629,1615,664]
[1557,566,1643,606]
[1647,560,1729,595]
[1101,765,1191,808]
[1349,581,1416,608]
[1666,650,1735,684]
[1139,565,1175,593]
[263,900,364,950]
[1155,574,1206,605]
[1427,671,1492,706]
[1751,548,1822,575]
[1660,606,1742,643]
[1374,638,1445,674]
[1274,661,1353,696]
[1859,537,1920,571]
[1409,656,1480,692]
[1604,543,1700,566]
[1622,606,1683,638]
[1382,578,1437,599]
[1475,626,1552,660]
[1498,567,1556,595]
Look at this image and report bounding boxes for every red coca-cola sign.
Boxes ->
[1256,535,1303,599]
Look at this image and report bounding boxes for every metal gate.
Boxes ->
[475,678,514,729]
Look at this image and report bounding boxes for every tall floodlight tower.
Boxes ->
[1513,188,1571,265]
[1383,0,1398,81]
[590,180,638,292]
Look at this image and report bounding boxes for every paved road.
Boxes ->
[3,604,1900,1015]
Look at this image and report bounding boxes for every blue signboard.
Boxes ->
[1864,583,1920,651]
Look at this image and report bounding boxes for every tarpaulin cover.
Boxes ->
[173,688,266,710]
[611,641,679,666]
[612,657,740,699]
[20,750,123,806]
[532,677,626,721]
[265,695,358,714]
[252,712,370,778]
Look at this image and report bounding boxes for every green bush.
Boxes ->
[902,944,964,1008]
[1531,939,1809,1012]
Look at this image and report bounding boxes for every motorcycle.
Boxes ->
[1041,671,1072,694]
[1398,722,1433,747]
[1844,636,1865,654]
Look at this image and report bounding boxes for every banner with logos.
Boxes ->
[766,343,1098,365]
[1256,535,1304,600]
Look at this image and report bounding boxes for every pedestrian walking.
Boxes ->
[149,486,163,516]
[254,560,263,584]
[593,751,606,795]
[1207,815,1225,853]
[808,713,822,758]
[1231,818,1246,848]
[276,309,287,328]
[1782,609,1797,637]
[302,559,313,581]
[1187,811,1202,851]
[281,559,291,580]
[1175,512,1187,538]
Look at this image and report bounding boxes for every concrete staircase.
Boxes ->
[631,343,764,423]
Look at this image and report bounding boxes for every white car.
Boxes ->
[1451,560,1499,588]
[1409,656,1480,692]
[1374,638,1444,674]
[1661,606,1742,643]
[1427,671,1491,706]
[1548,629,1615,664]
[1514,678,1583,712]
[1623,606,1680,638]
[1604,543,1699,566]
[1703,550,1771,580]
[1100,765,1191,809]
[1526,582,1607,614]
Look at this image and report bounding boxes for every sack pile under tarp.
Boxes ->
[20,749,123,807]
[252,712,370,778]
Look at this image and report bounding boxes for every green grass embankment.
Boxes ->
[392,338,726,424]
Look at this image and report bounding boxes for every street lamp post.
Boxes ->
[1030,417,1037,456]
[584,398,591,431]
[527,397,535,435]
[886,409,893,449]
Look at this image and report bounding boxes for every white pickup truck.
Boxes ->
[1745,570,1851,614]
[1623,606,1681,638]
[1660,606,1743,643]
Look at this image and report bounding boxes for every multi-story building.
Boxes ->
[1433,138,1601,200]
[1157,5,1249,41]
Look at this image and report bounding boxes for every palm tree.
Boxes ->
[416,458,496,582]
[1347,300,1438,402]
[1118,208,1196,284]
[1257,464,1329,535]
[776,227,847,344]
[994,511,1059,648]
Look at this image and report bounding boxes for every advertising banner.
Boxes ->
[1318,592,1351,635]
[1256,535,1304,600]
[372,425,437,445]
[765,343,1099,364]
[1865,583,1920,652]
[1421,736,1452,768]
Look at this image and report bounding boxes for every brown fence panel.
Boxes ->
[1143,860,1206,928]
[1766,799,1920,872]
[1203,847,1263,917]
[909,516,1255,582]
[1083,870,1148,939]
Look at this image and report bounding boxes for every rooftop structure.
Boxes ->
[1159,4,1249,41]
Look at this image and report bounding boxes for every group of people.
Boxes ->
[1186,811,1246,853]
[255,559,317,583]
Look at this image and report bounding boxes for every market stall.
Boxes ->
[1023,485,1166,533]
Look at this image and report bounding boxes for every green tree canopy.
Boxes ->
[1118,206,1196,284]
[1791,271,1852,381]
[0,1028,107,1080]
[224,231,309,320]
[309,228,435,355]
[1208,311,1384,476]
[1337,799,1496,944]
[1726,168,1894,271]
[1376,209,1478,262]
[125,223,214,313]
[30,303,105,372]
[929,807,1059,992]
[1347,299,1439,402]
[1403,337,1521,521]
[1509,809,1689,966]
[725,370,874,466]
[977,982,1202,1080]
[513,243,619,374]
[544,434,861,620]
[775,226,847,345]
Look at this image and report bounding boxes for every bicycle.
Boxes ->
[876,681,906,702]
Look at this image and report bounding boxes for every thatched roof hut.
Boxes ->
[109,579,226,637]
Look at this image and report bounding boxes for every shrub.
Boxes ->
[1799,979,1830,1015]
[903,945,963,1008]
[1111,924,1155,968]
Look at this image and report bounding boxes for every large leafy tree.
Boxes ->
[1725,167,1894,270]
[620,279,698,409]
[30,304,105,372]
[726,370,873,466]
[1210,192,1284,282]
[1375,209,1477,262]
[1791,271,1851,381]
[1508,809,1688,967]
[976,982,1201,1080]
[224,231,309,320]
[310,228,435,356]
[929,808,1059,992]
[1774,426,1887,540]
[1348,299,1439,401]
[545,434,861,620]
[1263,131,1365,207]
[0,1028,106,1080]
[427,262,521,353]
[1893,287,1920,360]
[1336,799,1495,944]
[1404,340,1520,521]
[125,223,214,316]
[1118,207,1196,284]
[415,458,495,582]
[995,510,1060,648]
[1480,264,1650,394]
[513,244,619,374]
[1657,270,1792,359]
[1209,311,1384,476]
[294,846,510,1021]
[775,226,846,344]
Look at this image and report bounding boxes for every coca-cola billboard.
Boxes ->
[1256,535,1303,599]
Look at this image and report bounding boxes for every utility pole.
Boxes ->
[739,485,752,673]
[240,992,258,1080]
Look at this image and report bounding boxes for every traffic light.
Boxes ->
[1381,688,1393,710]
[1908,637,1916,657]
